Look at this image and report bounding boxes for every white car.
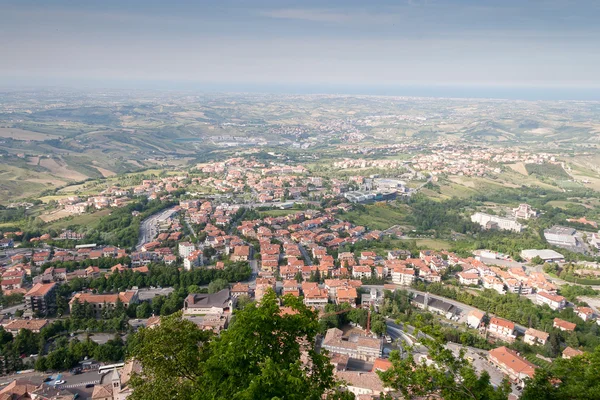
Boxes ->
[55,380,65,385]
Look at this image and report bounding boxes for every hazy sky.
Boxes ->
[1,0,599,91]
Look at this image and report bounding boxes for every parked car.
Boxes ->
[54,380,65,385]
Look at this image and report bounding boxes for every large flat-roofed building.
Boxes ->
[321,328,383,361]
[544,226,578,247]
[520,249,565,263]
[471,213,523,233]
[183,289,234,316]
[25,282,57,316]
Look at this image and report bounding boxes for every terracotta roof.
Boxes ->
[553,318,576,331]
[468,310,485,320]
[372,358,393,372]
[25,282,56,297]
[4,319,48,331]
[537,291,566,303]
[490,317,515,330]
[525,328,549,341]
[489,346,535,379]
[562,346,584,358]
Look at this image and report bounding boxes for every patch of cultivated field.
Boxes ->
[39,209,72,222]
[415,238,451,250]
[27,156,40,166]
[94,166,116,177]
[39,157,89,181]
[0,128,58,141]
[508,162,528,175]
[25,177,67,186]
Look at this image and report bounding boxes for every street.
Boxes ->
[136,207,178,250]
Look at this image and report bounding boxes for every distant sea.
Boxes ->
[1,77,599,101]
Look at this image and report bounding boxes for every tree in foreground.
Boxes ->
[521,345,600,399]
[129,290,350,400]
[378,339,511,400]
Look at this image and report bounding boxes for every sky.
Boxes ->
[1,0,599,97]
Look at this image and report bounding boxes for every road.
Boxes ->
[298,244,313,266]
[137,287,175,301]
[136,207,178,250]
[364,284,528,334]
[386,320,520,397]
[2,303,27,316]
[184,218,198,239]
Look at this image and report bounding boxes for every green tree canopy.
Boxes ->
[379,339,511,400]
[129,290,349,400]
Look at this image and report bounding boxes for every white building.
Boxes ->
[488,317,516,341]
[457,272,480,286]
[513,204,537,220]
[471,212,523,233]
[179,242,196,258]
[524,328,549,346]
[520,249,565,263]
[352,266,372,279]
[544,226,578,247]
[536,291,566,310]
[467,310,484,329]
[391,267,415,286]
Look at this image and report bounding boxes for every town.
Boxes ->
[0,146,600,399]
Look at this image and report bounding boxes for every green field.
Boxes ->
[46,209,112,230]
[415,238,452,250]
[258,208,302,217]
[343,203,410,231]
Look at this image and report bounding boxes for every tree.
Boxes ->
[379,339,511,400]
[129,312,212,399]
[207,278,229,294]
[522,345,600,399]
[130,290,348,400]
[136,302,152,319]
[531,256,544,265]
[236,295,253,310]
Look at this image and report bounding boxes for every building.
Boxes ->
[230,282,251,298]
[467,310,485,329]
[488,317,516,342]
[303,287,329,309]
[471,212,523,233]
[520,249,565,263]
[231,245,251,262]
[411,294,456,319]
[524,328,549,346]
[183,289,234,316]
[178,242,196,258]
[70,290,139,318]
[544,226,578,247]
[91,360,140,400]
[336,287,358,306]
[575,306,595,322]
[553,318,576,332]
[0,380,76,400]
[391,267,415,286]
[321,328,383,361]
[513,204,537,220]
[352,265,372,279]
[488,346,535,386]
[184,250,203,271]
[334,371,389,399]
[457,272,480,286]
[562,346,584,359]
[536,291,566,310]
[25,282,57,316]
[3,319,49,334]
